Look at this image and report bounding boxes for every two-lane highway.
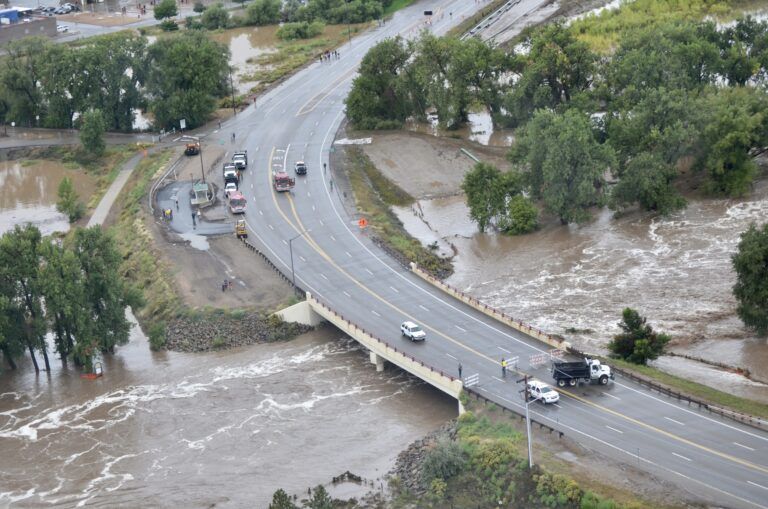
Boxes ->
[215,2,768,507]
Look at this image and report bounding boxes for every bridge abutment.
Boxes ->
[274,299,325,326]
[369,351,385,372]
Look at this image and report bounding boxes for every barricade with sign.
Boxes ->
[464,373,479,387]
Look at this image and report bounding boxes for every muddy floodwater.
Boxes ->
[0,323,455,507]
[211,27,280,95]
[0,159,96,236]
[394,180,768,403]
[406,109,514,147]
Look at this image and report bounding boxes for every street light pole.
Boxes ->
[229,66,237,117]
[288,229,311,288]
[517,375,534,468]
[198,142,206,183]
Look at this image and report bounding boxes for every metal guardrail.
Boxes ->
[464,387,565,438]
[239,237,305,298]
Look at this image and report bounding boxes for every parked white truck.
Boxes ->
[552,357,614,387]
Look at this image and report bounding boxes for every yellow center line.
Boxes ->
[265,147,768,477]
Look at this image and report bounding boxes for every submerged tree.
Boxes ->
[732,223,768,335]
[608,308,670,365]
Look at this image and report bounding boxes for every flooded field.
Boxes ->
[0,324,455,507]
[405,109,514,148]
[0,159,96,236]
[211,26,280,95]
[394,181,768,403]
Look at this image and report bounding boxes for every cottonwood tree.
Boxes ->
[246,0,282,25]
[79,109,106,157]
[56,176,85,223]
[154,0,178,20]
[732,223,768,335]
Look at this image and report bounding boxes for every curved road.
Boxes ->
[209,2,768,508]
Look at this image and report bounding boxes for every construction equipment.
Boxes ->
[235,219,247,238]
[184,142,200,156]
[233,151,248,170]
[273,171,295,192]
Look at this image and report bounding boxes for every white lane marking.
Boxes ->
[299,256,306,262]
[268,224,274,230]
[602,392,621,400]
[734,442,756,451]
[552,403,561,408]
[251,184,254,189]
[455,325,466,332]
[320,273,328,280]
[346,251,352,258]
[419,305,429,311]
[371,310,380,317]
[282,240,287,245]
[330,235,336,241]
[312,205,316,211]
[319,219,324,226]
[315,121,319,126]
[606,426,623,434]
[665,417,685,426]
[307,192,311,197]
[497,346,511,353]
[672,452,691,462]
[259,210,263,215]
[445,353,457,360]
[492,376,505,383]
[365,268,373,275]
[747,481,768,491]
[342,291,351,297]
[389,286,399,293]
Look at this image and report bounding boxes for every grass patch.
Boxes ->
[112,149,183,336]
[383,0,414,16]
[571,0,751,52]
[607,357,768,420]
[345,146,453,278]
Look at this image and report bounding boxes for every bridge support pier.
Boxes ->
[458,399,466,416]
[369,351,385,372]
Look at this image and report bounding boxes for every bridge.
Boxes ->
[210,1,768,507]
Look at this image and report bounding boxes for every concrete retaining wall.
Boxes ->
[306,292,463,400]
[274,300,325,327]
[410,263,568,352]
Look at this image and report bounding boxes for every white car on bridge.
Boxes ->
[526,380,560,404]
[400,321,426,341]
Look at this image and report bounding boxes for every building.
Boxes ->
[0,7,57,44]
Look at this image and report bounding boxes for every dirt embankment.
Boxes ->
[357,130,511,200]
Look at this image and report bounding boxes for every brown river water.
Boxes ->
[0,321,455,508]
[0,159,96,236]
[394,179,768,403]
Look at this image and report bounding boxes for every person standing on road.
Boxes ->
[191,211,196,229]
[175,198,179,211]
[329,178,333,190]
[458,363,463,379]
[501,358,507,378]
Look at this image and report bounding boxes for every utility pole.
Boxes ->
[517,375,534,468]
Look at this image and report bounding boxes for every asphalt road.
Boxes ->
[188,1,768,507]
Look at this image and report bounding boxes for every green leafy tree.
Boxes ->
[268,489,297,509]
[498,195,538,235]
[154,0,178,20]
[246,0,282,25]
[693,87,768,196]
[193,1,206,13]
[0,294,23,370]
[276,21,324,40]
[345,37,414,129]
[56,176,85,223]
[732,223,768,335]
[79,109,106,157]
[201,3,230,29]
[305,485,332,509]
[504,23,597,125]
[608,308,670,365]
[609,152,686,215]
[421,438,466,485]
[511,109,615,224]
[145,32,229,129]
[0,37,50,127]
[0,225,50,372]
[461,162,506,232]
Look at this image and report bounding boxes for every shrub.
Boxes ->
[421,437,466,485]
[732,222,768,335]
[154,0,178,20]
[193,1,206,12]
[499,195,538,235]
[211,336,226,348]
[246,0,281,26]
[160,19,179,31]
[148,321,167,350]
[276,21,324,40]
[608,308,670,364]
[56,176,85,223]
[201,3,230,29]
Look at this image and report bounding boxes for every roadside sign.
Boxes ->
[549,349,564,361]
[424,10,433,15]
[358,218,368,229]
[179,118,186,130]
[529,352,548,367]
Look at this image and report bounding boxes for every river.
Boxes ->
[0,320,455,507]
[393,179,768,403]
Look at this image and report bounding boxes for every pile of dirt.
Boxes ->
[165,312,312,352]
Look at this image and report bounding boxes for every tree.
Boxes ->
[609,152,686,215]
[421,438,466,485]
[608,308,670,365]
[56,176,85,223]
[498,195,538,235]
[268,489,298,509]
[732,223,768,335]
[154,0,178,20]
[0,225,50,372]
[305,485,332,509]
[503,23,597,126]
[246,0,282,25]
[0,37,50,127]
[461,163,506,232]
[201,3,230,29]
[511,109,615,224]
[145,32,229,129]
[0,294,23,370]
[345,37,413,129]
[79,109,106,157]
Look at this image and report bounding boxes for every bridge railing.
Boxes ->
[463,387,565,439]
[239,237,305,298]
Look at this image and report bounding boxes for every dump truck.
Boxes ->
[552,357,614,387]
[233,151,248,170]
[235,219,247,239]
[273,171,295,192]
[185,142,200,156]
